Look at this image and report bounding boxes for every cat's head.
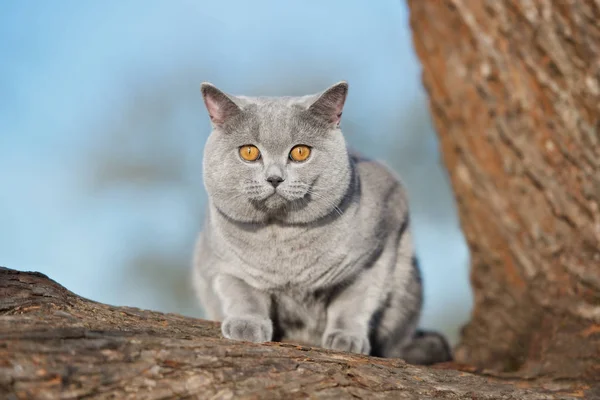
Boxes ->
[201,81,352,224]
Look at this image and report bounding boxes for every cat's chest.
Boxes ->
[215,209,383,290]
[253,224,322,253]
[221,222,358,288]
[242,224,339,266]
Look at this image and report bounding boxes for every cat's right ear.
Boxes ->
[201,83,241,127]
[307,81,348,127]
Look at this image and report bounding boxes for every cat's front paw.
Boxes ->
[322,329,371,355]
[221,317,273,343]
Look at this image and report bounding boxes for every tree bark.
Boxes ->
[0,267,596,399]
[408,0,600,381]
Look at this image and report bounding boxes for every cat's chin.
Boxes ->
[262,194,289,210]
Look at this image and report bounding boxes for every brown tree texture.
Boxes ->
[1,1,600,399]
[0,268,596,399]
[408,0,600,381]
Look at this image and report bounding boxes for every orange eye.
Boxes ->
[239,145,261,161]
[289,145,311,162]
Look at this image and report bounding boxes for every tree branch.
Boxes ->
[0,267,594,399]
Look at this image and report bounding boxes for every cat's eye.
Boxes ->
[289,145,311,162]
[239,145,261,162]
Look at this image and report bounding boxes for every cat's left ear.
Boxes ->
[307,81,348,127]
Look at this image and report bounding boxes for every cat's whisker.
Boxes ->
[306,188,344,217]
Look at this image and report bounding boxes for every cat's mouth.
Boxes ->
[252,190,307,214]
[247,185,310,214]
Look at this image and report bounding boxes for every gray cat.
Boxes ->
[192,81,452,364]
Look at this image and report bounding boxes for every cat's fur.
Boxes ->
[192,81,452,364]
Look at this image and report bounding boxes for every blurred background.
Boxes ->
[0,0,471,344]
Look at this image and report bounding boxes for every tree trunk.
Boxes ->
[0,267,596,399]
[408,0,600,381]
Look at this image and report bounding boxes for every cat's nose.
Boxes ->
[266,176,284,188]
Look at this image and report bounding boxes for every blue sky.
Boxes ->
[0,0,471,343]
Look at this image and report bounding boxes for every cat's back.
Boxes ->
[350,151,410,225]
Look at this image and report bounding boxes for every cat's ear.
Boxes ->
[307,81,348,127]
[201,82,242,127]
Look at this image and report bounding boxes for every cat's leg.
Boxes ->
[376,312,453,364]
[378,301,453,364]
[399,329,453,365]
[321,249,394,355]
[321,278,376,354]
[368,255,422,358]
[192,263,223,320]
[214,274,273,343]
[192,232,225,321]
[376,256,453,364]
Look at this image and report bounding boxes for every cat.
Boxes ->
[192,81,452,364]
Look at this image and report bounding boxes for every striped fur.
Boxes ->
[192,82,452,364]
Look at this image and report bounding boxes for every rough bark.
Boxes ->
[1,267,596,399]
[408,0,600,381]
